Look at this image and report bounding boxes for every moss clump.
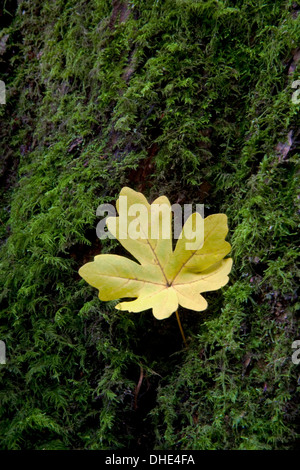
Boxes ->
[0,0,299,450]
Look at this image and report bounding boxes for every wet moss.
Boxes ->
[0,0,299,449]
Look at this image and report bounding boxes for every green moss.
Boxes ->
[0,0,299,450]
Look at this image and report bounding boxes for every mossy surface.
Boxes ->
[0,0,299,450]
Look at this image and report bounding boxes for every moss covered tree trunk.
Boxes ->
[0,0,299,450]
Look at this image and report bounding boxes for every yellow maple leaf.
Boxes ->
[79,187,232,321]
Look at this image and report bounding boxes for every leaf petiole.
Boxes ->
[175,309,188,348]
